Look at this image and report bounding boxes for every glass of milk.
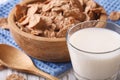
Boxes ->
[67,20,120,80]
[0,0,7,4]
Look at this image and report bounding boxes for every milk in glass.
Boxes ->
[68,28,120,80]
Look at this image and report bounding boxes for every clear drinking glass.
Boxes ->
[0,0,9,5]
[66,20,120,80]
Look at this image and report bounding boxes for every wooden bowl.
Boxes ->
[8,0,107,62]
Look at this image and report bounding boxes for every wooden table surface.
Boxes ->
[0,68,78,80]
[0,68,120,80]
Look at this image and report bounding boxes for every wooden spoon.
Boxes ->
[0,44,59,80]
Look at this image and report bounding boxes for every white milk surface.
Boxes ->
[68,28,120,80]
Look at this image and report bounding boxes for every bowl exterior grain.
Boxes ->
[11,29,70,62]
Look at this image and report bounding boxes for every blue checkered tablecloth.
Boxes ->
[0,0,120,76]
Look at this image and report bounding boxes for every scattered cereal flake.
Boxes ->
[85,6,91,13]
[70,0,83,11]
[15,5,28,21]
[86,0,97,8]
[78,0,89,5]
[50,31,56,38]
[19,16,29,26]
[51,24,57,30]
[91,7,105,14]
[83,0,89,3]
[27,4,39,16]
[88,11,96,20]
[79,0,84,6]
[85,0,97,13]
[0,64,6,70]
[53,0,69,7]
[51,7,63,12]
[63,17,75,28]
[54,13,64,29]
[19,24,31,33]
[61,4,70,11]
[77,12,86,21]
[99,13,107,22]
[0,18,9,29]
[84,12,91,21]
[26,14,41,29]
[31,29,43,36]
[109,11,120,21]
[44,30,56,38]
[41,16,53,27]
[6,74,25,80]
[18,16,27,23]
[56,28,67,38]
[42,0,54,12]
[63,8,80,17]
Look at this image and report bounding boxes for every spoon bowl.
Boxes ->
[0,44,59,80]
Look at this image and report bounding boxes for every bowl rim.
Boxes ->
[8,0,107,42]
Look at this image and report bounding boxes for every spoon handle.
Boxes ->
[29,66,59,80]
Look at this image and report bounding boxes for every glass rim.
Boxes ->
[66,20,120,54]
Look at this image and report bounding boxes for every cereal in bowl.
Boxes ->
[15,0,106,38]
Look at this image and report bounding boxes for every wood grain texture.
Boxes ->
[0,69,120,80]
[0,69,77,80]
[0,44,59,80]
